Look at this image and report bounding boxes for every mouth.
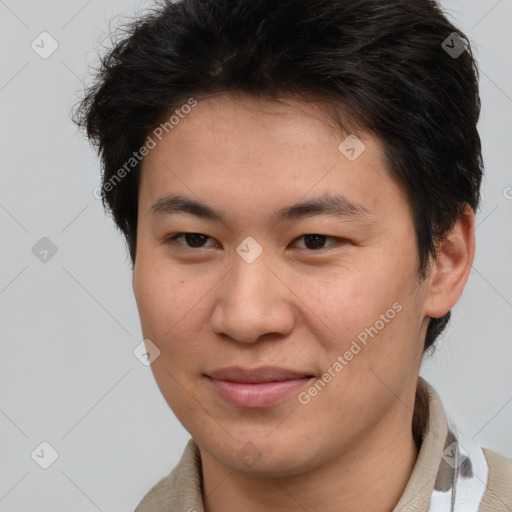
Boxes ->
[205,366,315,408]
[206,366,315,383]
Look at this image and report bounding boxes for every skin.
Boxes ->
[132,93,475,512]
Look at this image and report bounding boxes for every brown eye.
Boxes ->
[169,233,217,248]
[293,235,340,250]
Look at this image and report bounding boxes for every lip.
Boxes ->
[205,366,315,408]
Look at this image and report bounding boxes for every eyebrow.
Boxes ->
[150,193,373,223]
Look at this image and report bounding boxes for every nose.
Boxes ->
[210,253,296,344]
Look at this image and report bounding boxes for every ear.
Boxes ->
[424,204,476,319]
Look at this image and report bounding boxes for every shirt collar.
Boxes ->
[139,377,490,512]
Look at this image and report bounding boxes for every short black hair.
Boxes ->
[73,0,483,353]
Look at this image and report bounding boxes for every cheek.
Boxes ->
[297,254,420,364]
[133,260,215,362]
[133,258,187,337]
[295,261,400,331]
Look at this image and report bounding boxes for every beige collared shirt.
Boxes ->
[134,378,512,511]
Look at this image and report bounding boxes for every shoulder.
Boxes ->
[133,438,203,512]
[134,473,172,512]
[480,447,512,508]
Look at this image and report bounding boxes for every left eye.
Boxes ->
[292,234,340,250]
[168,233,341,251]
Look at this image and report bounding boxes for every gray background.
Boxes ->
[1,0,511,510]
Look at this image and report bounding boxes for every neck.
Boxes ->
[200,390,422,512]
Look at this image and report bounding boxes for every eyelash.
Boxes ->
[165,233,347,252]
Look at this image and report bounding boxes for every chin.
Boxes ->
[205,431,328,478]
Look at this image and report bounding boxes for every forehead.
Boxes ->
[138,94,408,224]
[147,94,357,159]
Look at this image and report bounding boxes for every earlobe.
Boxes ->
[424,204,476,319]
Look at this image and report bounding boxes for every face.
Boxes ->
[132,94,433,477]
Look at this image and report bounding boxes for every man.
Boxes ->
[74,0,512,510]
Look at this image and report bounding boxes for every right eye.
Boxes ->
[166,233,218,249]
